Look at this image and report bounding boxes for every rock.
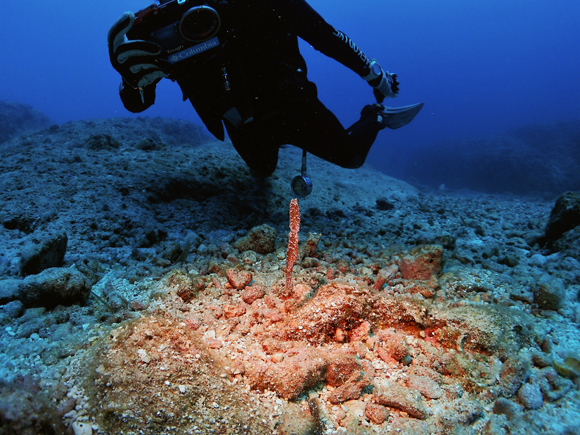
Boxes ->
[135,137,163,151]
[553,356,580,379]
[406,375,443,399]
[534,276,566,311]
[498,254,520,268]
[240,250,258,265]
[85,133,121,150]
[0,383,68,435]
[446,399,484,426]
[72,420,93,435]
[508,285,534,304]
[499,356,530,398]
[279,403,318,435]
[374,382,429,419]
[0,255,11,276]
[240,284,265,304]
[373,265,398,290]
[0,300,24,319]
[0,279,22,304]
[551,226,580,259]
[15,308,49,338]
[223,303,246,318]
[376,197,395,211]
[225,269,253,290]
[350,320,372,342]
[544,191,580,245]
[246,349,328,400]
[517,382,543,410]
[18,267,91,308]
[341,401,366,433]
[365,402,389,424]
[397,245,444,280]
[20,232,68,276]
[291,284,314,304]
[328,360,373,404]
[56,397,77,418]
[328,378,369,404]
[138,227,168,248]
[160,269,203,302]
[531,351,552,368]
[376,329,411,364]
[159,241,187,263]
[207,339,222,349]
[492,397,523,421]
[299,232,322,260]
[233,224,277,255]
[539,367,574,401]
[415,232,456,250]
[326,354,361,387]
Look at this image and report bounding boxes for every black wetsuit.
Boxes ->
[120,0,383,177]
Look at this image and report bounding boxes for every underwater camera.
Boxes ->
[127,0,222,65]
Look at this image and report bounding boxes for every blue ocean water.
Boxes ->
[1,0,579,191]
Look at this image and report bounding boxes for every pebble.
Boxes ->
[71,421,92,435]
[529,254,547,266]
[518,383,544,410]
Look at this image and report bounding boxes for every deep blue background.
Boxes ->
[1,0,579,178]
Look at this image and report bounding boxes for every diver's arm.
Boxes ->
[272,0,399,99]
[272,0,373,76]
[108,11,165,113]
[119,80,156,113]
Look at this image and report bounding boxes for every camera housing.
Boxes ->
[127,0,222,65]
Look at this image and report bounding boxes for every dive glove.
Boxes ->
[107,12,168,90]
[363,60,399,103]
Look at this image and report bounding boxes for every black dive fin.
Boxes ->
[381,102,424,129]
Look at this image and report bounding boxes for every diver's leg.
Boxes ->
[225,99,384,174]
[286,99,383,169]
[225,120,281,177]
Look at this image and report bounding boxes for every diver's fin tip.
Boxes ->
[380,102,424,130]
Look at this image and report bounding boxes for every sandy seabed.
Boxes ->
[0,117,579,435]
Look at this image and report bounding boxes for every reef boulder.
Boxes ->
[233,224,277,255]
[396,244,444,280]
[18,267,91,308]
[544,191,580,247]
[19,231,68,276]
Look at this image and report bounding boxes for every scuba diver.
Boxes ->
[108,0,423,183]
